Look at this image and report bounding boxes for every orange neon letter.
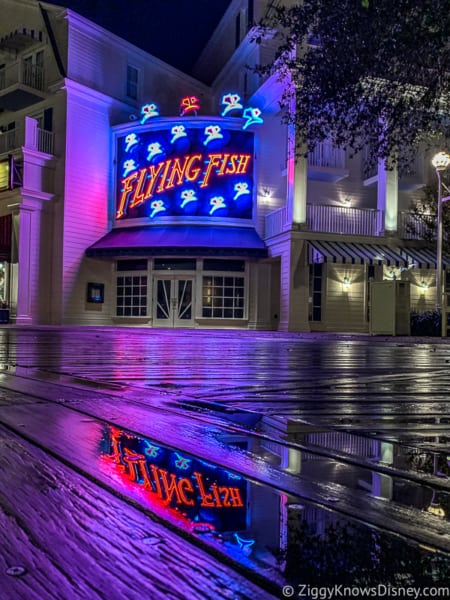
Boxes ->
[117,173,138,218]
[200,154,223,188]
[129,168,148,208]
[144,162,166,200]
[184,154,203,182]
[177,478,195,506]
[193,472,215,507]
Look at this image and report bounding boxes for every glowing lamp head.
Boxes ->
[432,151,450,171]
[343,277,351,290]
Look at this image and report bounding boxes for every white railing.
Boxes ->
[307,204,384,236]
[398,211,432,240]
[264,204,384,237]
[0,61,44,91]
[36,127,54,154]
[0,128,21,155]
[0,123,54,156]
[309,141,346,169]
[264,205,290,239]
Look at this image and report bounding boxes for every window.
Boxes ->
[203,259,245,272]
[117,259,147,271]
[202,276,245,319]
[247,0,254,29]
[126,65,139,100]
[366,265,375,322]
[116,260,148,317]
[23,50,44,90]
[309,263,323,321]
[235,12,241,48]
[116,275,147,317]
[154,258,196,271]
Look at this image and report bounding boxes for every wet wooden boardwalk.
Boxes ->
[0,326,450,598]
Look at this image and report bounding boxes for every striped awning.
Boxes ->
[399,247,450,269]
[309,240,406,266]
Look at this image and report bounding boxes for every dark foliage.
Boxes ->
[285,518,450,586]
[410,309,442,336]
[408,183,450,253]
[254,0,450,173]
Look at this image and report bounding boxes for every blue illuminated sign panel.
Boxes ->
[115,121,254,221]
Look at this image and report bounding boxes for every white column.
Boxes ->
[286,124,307,226]
[277,238,310,331]
[377,158,398,233]
[14,199,45,325]
[247,262,272,330]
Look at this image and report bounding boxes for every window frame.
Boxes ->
[126,64,139,101]
[115,261,149,318]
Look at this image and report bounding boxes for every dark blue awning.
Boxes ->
[398,246,450,269]
[86,225,268,258]
[309,240,406,266]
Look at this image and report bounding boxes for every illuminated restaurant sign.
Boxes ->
[115,122,255,221]
[101,426,247,533]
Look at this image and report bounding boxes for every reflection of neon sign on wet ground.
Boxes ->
[101,426,247,534]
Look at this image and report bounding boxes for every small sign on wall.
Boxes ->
[86,282,104,303]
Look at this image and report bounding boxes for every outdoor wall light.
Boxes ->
[389,269,396,280]
[342,197,351,207]
[421,281,428,291]
[343,277,351,290]
[427,503,446,518]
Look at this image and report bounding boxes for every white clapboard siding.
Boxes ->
[324,264,368,332]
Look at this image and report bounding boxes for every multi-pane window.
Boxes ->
[202,276,245,319]
[116,260,147,317]
[126,65,139,100]
[309,263,323,321]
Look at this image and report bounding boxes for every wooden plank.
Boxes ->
[0,425,277,600]
[0,394,449,554]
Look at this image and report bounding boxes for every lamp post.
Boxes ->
[431,151,450,336]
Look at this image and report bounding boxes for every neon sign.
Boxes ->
[115,123,254,221]
[180,96,200,116]
[221,93,243,116]
[140,103,160,124]
[101,426,247,533]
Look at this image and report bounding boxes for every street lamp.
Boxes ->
[431,151,450,336]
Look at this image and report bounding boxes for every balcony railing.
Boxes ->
[308,142,346,169]
[307,204,383,236]
[36,128,54,155]
[0,127,21,154]
[398,211,433,240]
[264,205,290,239]
[264,204,384,238]
[0,61,45,92]
[0,124,54,156]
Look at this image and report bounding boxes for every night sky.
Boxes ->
[45,0,232,73]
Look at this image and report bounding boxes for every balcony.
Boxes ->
[398,211,433,240]
[308,141,349,182]
[363,150,426,191]
[264,205,290,239]
[264,204,384,238]
[0,122,54,157]
[307,204,383,236]
[0,61,46,110]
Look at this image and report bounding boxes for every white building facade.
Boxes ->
[0,0,446,332]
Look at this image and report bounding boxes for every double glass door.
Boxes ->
[153,277,194,327]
